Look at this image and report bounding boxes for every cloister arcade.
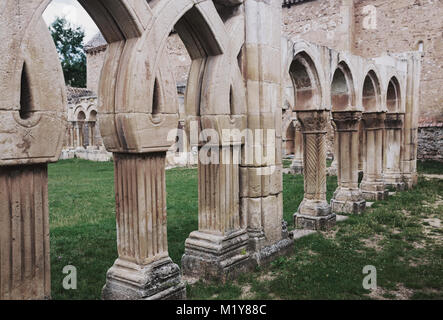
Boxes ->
[0,0,420,300]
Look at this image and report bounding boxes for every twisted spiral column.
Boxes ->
[294,110,335,230]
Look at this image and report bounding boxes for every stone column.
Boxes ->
[68,122,74,148]
[360,112,388,200]
[291,119,304,174]
[358,121,365,173]
[294,110,336,230]
[102,153,185,300]
[88,122,95,148]
[401,53,421,189]
[241,0,293,265]
[76,122,83,149]
[329,129,339,176]
[384,113,405,190]
[0,165,51,300]
[331,111,366,214]
[73,122,79,148]
[182,145,251,280]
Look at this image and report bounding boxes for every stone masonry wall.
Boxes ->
[353,0,443,122]
[282,0,343,49]
[417,126,443,161]
[282,0,443,161]
[86,49,106,93]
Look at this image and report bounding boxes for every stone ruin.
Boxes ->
[0,0,420,300]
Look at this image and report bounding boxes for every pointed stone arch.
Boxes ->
[331,61,355,111]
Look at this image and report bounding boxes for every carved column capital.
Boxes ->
[362,111,386,130]
[332,111,362,132]
[296,110,330,133]
[385,112,405,129]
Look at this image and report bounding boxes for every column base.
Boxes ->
[294,199,335,230]
[248,222,294,266]
[402,173,418,190]
[290,160,304,175]
[360,181,388,201]
[102,257,186,300]
[384,173,406,191]
[331,188,366,214]
[294,213,336,231]
[181,229,253,281]
[297,199,332,216]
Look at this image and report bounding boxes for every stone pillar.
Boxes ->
[0,165,51,300]
[294,110,336,230]
[241,0,292,264]
[384,113,405,190]
[358,121,365,173]
[102,153,185,300]
[73,122,79,148]
[291,119,304,174]
[329,129,339,176]
[331,111,366,214]
[76,122,83,149]
[360,112,388,201]
[182,145,251,280]
[88,122,95,148]
[401,53,421,189]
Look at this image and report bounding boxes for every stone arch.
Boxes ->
[35,0,148,42]
[331,62,355,111]
[362,70,382,112]
[73,105,87,119]
[285,122,296,155]
[77,110,86,121]
[289,51,322,110]
[88,110,98,122]
[386,76,401,113]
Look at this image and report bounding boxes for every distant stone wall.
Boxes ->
[353,0,443,123]
[282,0,344,49]
[86,49,107,93]
[417,126,443,162]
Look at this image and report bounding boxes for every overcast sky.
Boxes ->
[42,0,100,43]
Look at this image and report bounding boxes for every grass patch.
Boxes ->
[48,159,443,300]
[417,160,443,175]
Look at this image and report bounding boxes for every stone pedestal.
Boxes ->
[0,164,51,300]
[331,111,366,214]
[290,120,304,174]
[294,110,336,230]
[182,146,251,281]
[360,112,388,201]
[384,113,405,190]
[103,153,185,300]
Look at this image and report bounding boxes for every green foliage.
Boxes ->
[49,16,86,88]
[48,160,443,300]
[417,160,443,175]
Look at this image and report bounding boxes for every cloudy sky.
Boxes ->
[42,0,100,43]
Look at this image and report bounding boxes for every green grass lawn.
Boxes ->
[48,159,443,300]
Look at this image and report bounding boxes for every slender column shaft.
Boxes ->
[182,145,249,281]
[88,122,95,147]
[331,111,365,214]
[198,146,241,234]
[294,110,335,230]
[291,120,304,174]
[401,53,421,188]
[360,112,388,201]
[103,153,185,300]
[0,164,50,300]
[384,113,405,189]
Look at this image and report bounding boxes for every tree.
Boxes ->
[49,16,86,88]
